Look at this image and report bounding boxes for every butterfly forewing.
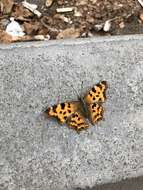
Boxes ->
[46,101,80,123]
[84,81,107,104]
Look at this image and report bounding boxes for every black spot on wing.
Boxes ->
[71,120,76,124]
[61,103,65,109]
[53,105,57,113]
[78,123,84,126]
[101,81,107,86]
[92,104,96,109]
[92,87,96,93]
[97,106,100,111]
[96,84,102,89]
[64,116,67,120]
[74,113,78,117]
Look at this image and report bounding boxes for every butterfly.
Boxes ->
[45,81,107,132]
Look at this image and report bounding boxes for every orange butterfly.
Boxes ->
[45,81,107,132]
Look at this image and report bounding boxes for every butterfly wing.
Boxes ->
[88,103,104,124]
[45,102,80,123]
[45,101,89,131]
[84,81,107,104]
[67,112,89,131]
[83,81,107,124]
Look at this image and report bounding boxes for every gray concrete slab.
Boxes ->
[0,35,143,190]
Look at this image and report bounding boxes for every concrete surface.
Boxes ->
[0,35,143,190]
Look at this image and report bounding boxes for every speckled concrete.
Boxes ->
[0,35,143,190]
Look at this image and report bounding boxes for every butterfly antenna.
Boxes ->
[80,81,84,94]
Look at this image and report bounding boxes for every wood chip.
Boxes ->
[119,22,125,29]
[45,0,54,7]
[22,1,42,17]
[138,0,143,7]
[139,13,143,21]
[103,20,111,32]
[74,8,82,17]
[94,24,103,31]
[56,7,74,13]
[56,28,80,39]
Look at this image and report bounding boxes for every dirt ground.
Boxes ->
[1,0,143,42]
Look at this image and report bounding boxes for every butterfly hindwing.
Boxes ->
[88,103,104,124]
[84,81,107,104]
[67,112,89,131]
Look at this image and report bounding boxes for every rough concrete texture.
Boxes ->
[0,35,143,190]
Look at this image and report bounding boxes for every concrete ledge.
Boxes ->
[89,176,143,190]
[0,35,143,190]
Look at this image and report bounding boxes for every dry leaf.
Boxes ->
[0,29,45,43]
[56,28,80,39]
[54,14,71,23]
[45,0,54,7]
[23,21,41,35]
[0,29,12,43]
[1,0,14,14]
[11,4,33,18]
[11,34,45,42]
[0,18,9,30]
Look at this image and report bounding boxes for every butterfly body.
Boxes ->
[46,81,107,132]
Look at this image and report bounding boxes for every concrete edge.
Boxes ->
[88,176,143,190]
[0,34,143,50]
